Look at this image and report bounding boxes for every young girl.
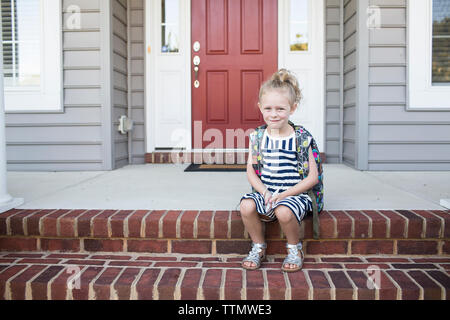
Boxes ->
[240,69,322,273]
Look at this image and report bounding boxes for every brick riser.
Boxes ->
[0,252,449,300]
[0,209,448,256]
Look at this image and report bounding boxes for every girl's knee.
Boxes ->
[240,199,256,216]
[274,206,294,224]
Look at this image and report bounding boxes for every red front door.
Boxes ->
[191,0,278,149]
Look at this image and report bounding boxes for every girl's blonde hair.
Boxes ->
[259,69,302,106]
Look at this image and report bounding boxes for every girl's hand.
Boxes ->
[269,192,284,206]
[264,191,272,205]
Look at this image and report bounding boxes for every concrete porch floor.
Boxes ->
[5,164,450,211]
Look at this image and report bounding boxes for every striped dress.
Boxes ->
[241,130,312,223]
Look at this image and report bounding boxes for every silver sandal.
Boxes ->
[241,243,267,270]
[281,242,304,273]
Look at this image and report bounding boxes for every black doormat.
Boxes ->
[184,164,247,172]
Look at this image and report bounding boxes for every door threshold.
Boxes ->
[145,150,248,164]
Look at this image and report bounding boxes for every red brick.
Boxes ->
[266,270,286,300]
[154,262,198,268]
[76,210,102,237]
[84,239,123,252]
[397,240,438,255]
[302,216,313,239]
[71,266,104,300]
[182,257,220,262]
[425,270,450,298]
[303,263,342,269]
[308,270,331,300]
[65,259,105,266]
[395,210,424,238]
[114,267,141,300]
[344,263,390,270]
[18,258,62,265]
[361,210,388,238]
[412,210,443,238]
[0,209,24,235]
[305,241,348,255]
[110,210,134,238]
[144,210,166,238]
[224,269,243,300]
[92,210,119,238]
[127,240,167,253]
[26,210,57,236]
[230,211,245,239]
[216,240,251,254]
[42,209,71,237]
[328,271,354,300]
[287,271,310,300]
[391,263,438,270]
[443,240,450,255]
[213,211,230,239]
[50,265,80,300]
[246,270,264,300]
[321,257,363,263]
[48,254,89,259]
[180,269,202,300]
[351,240,394,255]
[378,210,407,238]
[428,211,450,237]
[31,265,64,299]
[266,240,287,255]
[366,257,410,263]
[9,210,38,236]
[318,211,336,238]
[0,265,28,299]
[329,211,352,238]
[172,240,212,254]
[127,210,151,238]
[202,269,222,300]
[10,265,47,300]
[59,209,87,237]
[108,261,152,267]
[40,238,80,252]
[265,221,282,239]
[196,211,213,239]
[162,211,182,238]
[4,253,44,258]
[386,270,420,300]
[0,238,37,252]
[345,210,370,239]
[90,255,131,260]
[203,262,241,268]
[378,270,398,300]
[158,268,181,299]
[346,270,376,300]
[135,268,161,300]
[407,270,443,300]
[92,267,122,300]
[136,256,177,262]
[180,211,198,238]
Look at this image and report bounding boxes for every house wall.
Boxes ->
[5,0,111,171]
[111,0,129,169]
[367,0,450,170]
[342,0,358,167]
[325,0,342,164]
[128,0,146,165]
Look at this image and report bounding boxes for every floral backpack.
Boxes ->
[249,120,324,239]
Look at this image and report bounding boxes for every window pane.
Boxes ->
[1,0,41,87]
[290,0,308,52]
[432,0,450,84]
[161,0,179,53]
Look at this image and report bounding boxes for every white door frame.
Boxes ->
[145,0,325,153]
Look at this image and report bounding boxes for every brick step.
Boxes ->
[0,209,449,255]
[0,252,449,300]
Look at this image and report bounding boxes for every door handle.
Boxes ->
[193,56,201,88]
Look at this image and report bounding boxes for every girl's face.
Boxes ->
[258,89,297,132]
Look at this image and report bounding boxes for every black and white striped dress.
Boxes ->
[241,130,312,223]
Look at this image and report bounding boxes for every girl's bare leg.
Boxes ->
[240,199,265,268]
[274,206,301,270]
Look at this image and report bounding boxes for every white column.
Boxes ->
[0,18,24,213]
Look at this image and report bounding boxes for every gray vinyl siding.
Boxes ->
[112,0,129,169]
[367,0,450,170]
[342,0,357,167]
[5,0,108,171]
[129,0,146,164]
[325,0,342,164]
